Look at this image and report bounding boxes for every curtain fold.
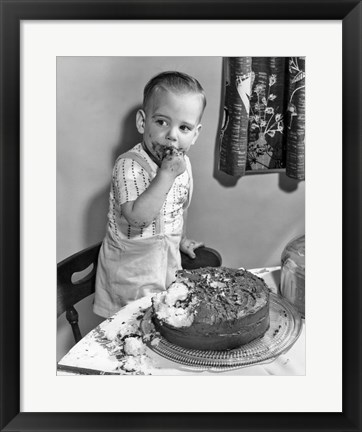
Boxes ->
[285,57,305,180]
[218,57,305,180]
[219,57,251,177]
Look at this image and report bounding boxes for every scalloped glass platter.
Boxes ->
[140,293,303,371]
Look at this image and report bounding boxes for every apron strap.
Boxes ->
[118,150,155,176]
[184,155,193,209]
[118,150,163,235]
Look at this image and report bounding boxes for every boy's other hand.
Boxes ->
[180,238,204,259]
[160,148,186,179]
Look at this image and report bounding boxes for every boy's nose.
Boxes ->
[166,128,177,142]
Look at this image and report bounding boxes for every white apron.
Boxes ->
[93,150,192,318]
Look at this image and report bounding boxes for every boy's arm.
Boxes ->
[121,151,185,228]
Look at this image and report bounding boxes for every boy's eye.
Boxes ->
[156,119,167,126]
[180,125,192,132]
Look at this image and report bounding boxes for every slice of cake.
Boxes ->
[152,266,270,351]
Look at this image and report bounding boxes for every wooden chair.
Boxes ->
[57,242,222,344]
[57,242,103,344]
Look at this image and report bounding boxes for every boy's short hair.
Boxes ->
[143,71,207,115]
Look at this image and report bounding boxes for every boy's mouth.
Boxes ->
[151,142,184,160]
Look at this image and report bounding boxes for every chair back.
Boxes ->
[181,246,222,270]
[57,242,102,343]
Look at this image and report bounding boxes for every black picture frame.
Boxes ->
[1,1,361,431]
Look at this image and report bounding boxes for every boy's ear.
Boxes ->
[192,124,202,145]
[136,109,146,134]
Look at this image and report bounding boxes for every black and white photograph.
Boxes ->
[2,2,361,429]
[56,56,305,376]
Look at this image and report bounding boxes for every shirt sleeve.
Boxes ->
[113,157,151,205]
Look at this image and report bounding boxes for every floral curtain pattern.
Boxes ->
[219,57,305,180]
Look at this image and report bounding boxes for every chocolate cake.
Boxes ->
[152,266,270,351]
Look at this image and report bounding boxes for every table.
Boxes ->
[57,267,305,376]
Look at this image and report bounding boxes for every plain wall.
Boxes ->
[57,57,305,360]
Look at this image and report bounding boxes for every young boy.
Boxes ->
[94,71,206,318]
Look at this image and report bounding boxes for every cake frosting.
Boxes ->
[152,266,270,351]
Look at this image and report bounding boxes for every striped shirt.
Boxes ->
[107,143,192,241]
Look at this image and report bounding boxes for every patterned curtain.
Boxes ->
[219,57,305,180]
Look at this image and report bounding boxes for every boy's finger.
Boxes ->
[188,251,196,259]
[162,148,173,159]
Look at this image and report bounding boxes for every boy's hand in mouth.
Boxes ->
[162,145,184,159]
[160,145,186,179]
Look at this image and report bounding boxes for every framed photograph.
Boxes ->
[55,54,306,376]
[1,1,361,431]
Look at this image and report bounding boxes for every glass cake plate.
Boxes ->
[140,293,303,371]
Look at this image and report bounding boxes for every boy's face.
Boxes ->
[136,89,203,163]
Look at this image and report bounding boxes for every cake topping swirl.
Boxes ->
[151,266,270,351]
[153,266,269,328]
